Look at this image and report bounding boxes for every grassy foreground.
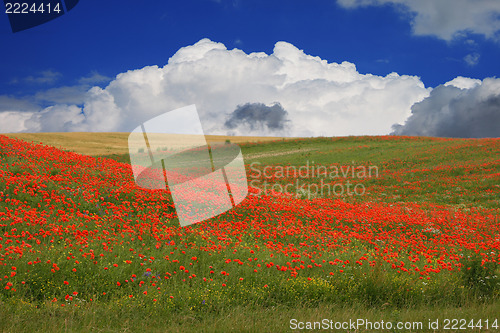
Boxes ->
[1,301,499,332]
[0,134,499,332]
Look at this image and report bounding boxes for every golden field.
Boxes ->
[3,132,293,156]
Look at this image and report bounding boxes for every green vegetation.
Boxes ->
[1,301,499,332]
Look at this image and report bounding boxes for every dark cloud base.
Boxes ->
[225,102,290,131]
[392,82,500,138]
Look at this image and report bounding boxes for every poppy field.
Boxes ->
[0,134,499,331]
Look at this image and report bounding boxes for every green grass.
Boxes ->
[0,300,499,332]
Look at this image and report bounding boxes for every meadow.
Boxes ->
[0,134,499,332]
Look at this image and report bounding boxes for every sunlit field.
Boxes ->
[0,134,499,332]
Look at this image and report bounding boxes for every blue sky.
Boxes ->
[1,0,499,137]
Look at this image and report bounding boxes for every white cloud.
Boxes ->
[444,76,481,90]
[337,0,500,41]
[24,105,85,133]
[0,111,36,132]
[0,39,430,136]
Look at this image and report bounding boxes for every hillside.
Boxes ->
[0,134,499,332]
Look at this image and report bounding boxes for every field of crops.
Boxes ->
[0,134,499,332]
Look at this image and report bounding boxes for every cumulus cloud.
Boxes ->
[337,0,500,41]
[225,102,289,133]
[0,38,430,136]
[391,77,500,138]
[0,112,37,133]
[24,105,85,133]
[444,76,481,90]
